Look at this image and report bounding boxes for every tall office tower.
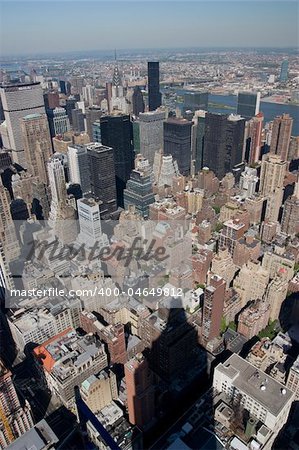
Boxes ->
[0,359,33,448]
[85,106,102,141]
[163,118,192,175]
[132,86,145,117]
[132,120,140,153]
[100,114,134,207]
[202,275,226,345]
[236,91,260,120]
[77,197,108,248]
[110,65,127,113]
[68,145,91,195]
[270,114,293,161]
[123,155,155,218]
[191,110,206,173]
[139,111,165,165]
[288,136,299,161]
[259,154,287,222]
[86,143,117,216]
[244,112,263,164]
[71,108,85,133]
[153,151,180,187]
[203,113,245,180]
[46,91,60,109]
[70,76,84,95]
[21,113,52,184]
[47,156,68,223]
[59,79,69,95]
[147,62,161,111]
[125,353,155,430]
[281,182,299,236]
[82,84,95,107]
[0,82,45,165]
[239,167,258,198]
[280,59,289,82]
[92,121,101,143]
[0,181,19,263]
[64,97,77,125]
[0,243,14,292]
[183,91,208,113]
[51,107,70,136]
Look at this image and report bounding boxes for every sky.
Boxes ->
[0,1,298,56]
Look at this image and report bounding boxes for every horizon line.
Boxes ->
[0,45,297,60]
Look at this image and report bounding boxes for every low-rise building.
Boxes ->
[213,354,295,449]
[33,329,108,408]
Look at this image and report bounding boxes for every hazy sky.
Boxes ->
[0,1,298,56]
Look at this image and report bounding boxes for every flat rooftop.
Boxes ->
[216,354,294,417]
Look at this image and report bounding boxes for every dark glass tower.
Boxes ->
[100,114,134,208]
[148,62,162,111]
[237,92,260,120]
[183,91,208,113]
[203,113,245,180]
[132,86,145,117]
[123,161,155,218]
[163,118,192,175]
[86,143,117,216]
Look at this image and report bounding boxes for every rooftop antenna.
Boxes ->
[114,49,117,62]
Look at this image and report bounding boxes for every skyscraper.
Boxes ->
[183,91,208,113]
[100,114,134,207]
[139,110,165,165]
[125,353,155,430]
[85,106,102,141]
[280,59,289,82]
[163,118,192,175]
[77,197,108,248]
[244,112,263,164]
[50,107,70,136]
[0,359,33,448]
[202,275,226,345]
[191,110,206,173]
[132,86,145,117]
[147,62,161,111]
[259,154,288,222]
[237,91,261,120]
[21,113,52,184]
[67,145,91,194]
[270,114,293,161]
[281,182,299,236]
[203,113,245,180]
[86,142,117,216]
[0,82,45,165]
[71,108,85,133]
[123,156,155,218]
[47,156,68,223]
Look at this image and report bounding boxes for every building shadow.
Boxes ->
[273,291,299,448]
[128,297,218,450]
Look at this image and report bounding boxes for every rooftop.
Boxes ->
[216,354,294,416]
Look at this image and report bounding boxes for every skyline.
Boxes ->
[0,1,298,56]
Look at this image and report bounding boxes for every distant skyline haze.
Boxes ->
[0,1,298,56]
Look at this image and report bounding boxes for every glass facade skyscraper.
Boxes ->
[237,92,260,120]
[100,114,134,208]
[147,62,162,111]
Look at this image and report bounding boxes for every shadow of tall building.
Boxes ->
[125,298,217,450]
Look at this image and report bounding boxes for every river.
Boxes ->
[209,94,299,136]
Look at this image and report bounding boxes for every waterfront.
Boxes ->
[209,94,299,135]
